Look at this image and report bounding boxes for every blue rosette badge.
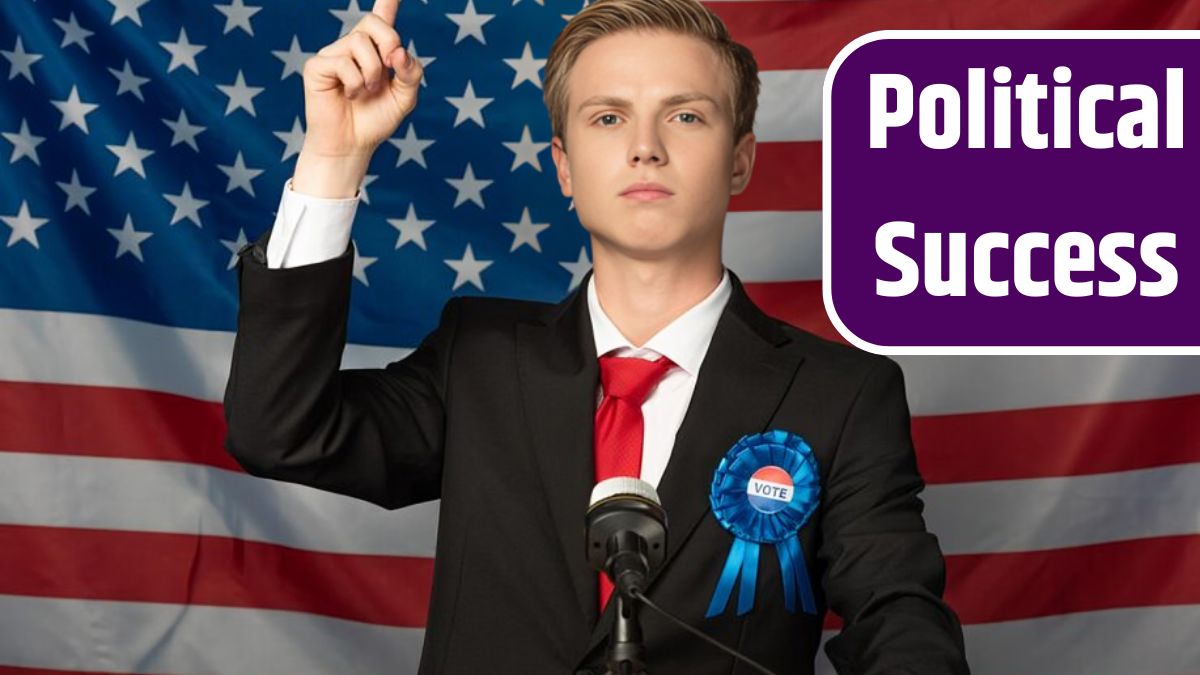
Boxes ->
[706,429,820,618]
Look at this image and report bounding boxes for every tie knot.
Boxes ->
[599,355,674,406]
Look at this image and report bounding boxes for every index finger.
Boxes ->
[372,0,399,25]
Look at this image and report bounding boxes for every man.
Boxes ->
[223,0,971,672]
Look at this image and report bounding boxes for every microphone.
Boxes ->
[586,477,668,601]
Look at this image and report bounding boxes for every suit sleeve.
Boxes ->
[223,229,459,510]
[818,356,970,674]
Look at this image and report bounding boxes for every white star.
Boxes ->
[388,124,435,168]
[163,181,209,227]
[560,246,592,291]
[108,0,153,26]
[220,228,249,270]
[330,0,370,38]
[160,28,207,75]
[108,214,153,261]
[407,41,435,87]
[54,12,95,53]
[445,163,492,209]
[215,0,262,35]
[272,36,314,80]
[444,243,493,291]
[56,169,97,215]
[3,119,46,165]
[51,86,100,134]
[503,42,546,89]
[161,108,206,151]
[502,125,549,172]
[446,81,493,128]
[388,204,436,250]
[273,117,305,161]
[358,174,379,205]
[2,37,43,84]
[105,131,154,178]
[512,0,545,5]
[109,59,150,101]
[502,207,550,253]
[217,151,263,196]
[352,241,378,286]
[1,201,49,248]
[217,70,264,116]
[446,0,495,45]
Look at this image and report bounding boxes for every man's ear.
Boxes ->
[729,131,756,196]
[551,136,572,198]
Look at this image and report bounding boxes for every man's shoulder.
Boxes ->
[770,316,900,386]
[440,294,559,338]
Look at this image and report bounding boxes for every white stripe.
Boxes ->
[723,211,822,282]
[924,462,1200,555]
[5,309,1200,417]
[0,594,423,675]
[816,605,1200,675]
[0,452,439,557]
[755,70,824,142]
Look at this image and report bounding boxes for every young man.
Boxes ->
[223,0,971,673]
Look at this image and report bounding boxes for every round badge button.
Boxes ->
[746,465,794,514]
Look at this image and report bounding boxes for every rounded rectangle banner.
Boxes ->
[823,31,1200,354]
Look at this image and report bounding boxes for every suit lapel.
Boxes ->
[584,271,807,654]
[516,271,600,632]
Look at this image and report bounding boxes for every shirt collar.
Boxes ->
[587,268,731,377]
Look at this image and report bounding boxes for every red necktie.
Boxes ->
[593,354,675,610]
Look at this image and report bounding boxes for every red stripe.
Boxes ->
[707,0,1200,70]
[728,142,820,213]
[0,524,432,628]
[0,669,144,675]
[914,393,1200,484]
[0,380,238,472]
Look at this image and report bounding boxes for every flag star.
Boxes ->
[217,70,264,116]
[331,0,371,38]
[1,201,49,248]
[446,0,495,45]
[161,108,206,151]
[388,124,435,168]
[560,246,592,291]
[105,131,154,177]
[445,81,493,128]
[217,151,263,196]
[272,36,314,80]
[160,28,207,75]
[352,241,378,286]
[57,169,97,215]
[503,42,546,89]
[407,41,435,87]
[445,163,493,208]
[388,204,436,250]
[273,117,305,161]
[108,0,153,26]
[513,0,545,5]
[51,86,100,134]
[502,207,550,253]
[215,0,262,35]
[444,243,493,291]
[502,125,549,172]
[108,214,153,261]
[358,174,379,205]
[54,12,95,53]
[163,181,209,227]
[220,228,249,270]
[109,59,150,101]
[2,37,43,84]
[3,119,46,166]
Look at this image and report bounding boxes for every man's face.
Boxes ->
[550,29,756,263]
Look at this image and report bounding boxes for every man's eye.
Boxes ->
[597,114,620,126]
[676,112,700,124]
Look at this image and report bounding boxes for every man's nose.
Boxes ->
[627,121,667,166]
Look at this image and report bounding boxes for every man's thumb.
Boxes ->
[388,46,422,88]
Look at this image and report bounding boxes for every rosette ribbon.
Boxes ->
[706,429,820,618]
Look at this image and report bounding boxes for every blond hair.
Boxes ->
[543,0,759,149]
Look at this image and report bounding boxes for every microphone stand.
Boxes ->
[605,592,647,675]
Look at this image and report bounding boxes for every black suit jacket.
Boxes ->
[224,233,969,674]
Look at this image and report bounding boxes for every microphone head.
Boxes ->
[589,476,661,510]
[585,476,668,581]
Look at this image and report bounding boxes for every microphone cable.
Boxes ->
[630,589,779,675]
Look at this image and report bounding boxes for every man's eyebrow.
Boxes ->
[575,92,723,114]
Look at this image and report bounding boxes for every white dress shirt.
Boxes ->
[267,182,732,487]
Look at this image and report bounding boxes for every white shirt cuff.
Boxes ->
[265,178,360,269]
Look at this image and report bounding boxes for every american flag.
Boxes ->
[1,0,1199,673]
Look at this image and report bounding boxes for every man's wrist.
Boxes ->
[292,148,372,199]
